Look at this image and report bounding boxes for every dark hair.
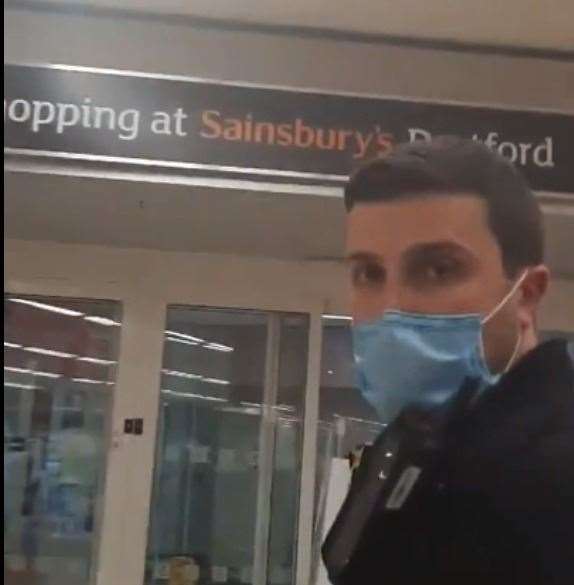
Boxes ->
[345,136,544,277]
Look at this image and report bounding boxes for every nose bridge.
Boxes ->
[383,272,403,312]
[352,269,406,323]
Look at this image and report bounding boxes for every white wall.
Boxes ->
[5,239,574,332]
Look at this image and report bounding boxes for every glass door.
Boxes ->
[144,307,309,585]
[311,315,384,584]
[4,294,121,585]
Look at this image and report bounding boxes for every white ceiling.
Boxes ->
[18,0,574,51]
[4,171,574,277]
[3,171,346,261]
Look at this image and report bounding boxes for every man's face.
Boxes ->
[346,194,531,373]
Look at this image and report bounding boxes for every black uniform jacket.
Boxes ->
[326,339,574,585]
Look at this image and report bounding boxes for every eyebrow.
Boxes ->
[346,240,477,265]
[345,251,384,264]
[401,240,477,264]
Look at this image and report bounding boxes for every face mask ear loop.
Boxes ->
[479,270,528,376]
[481,270,529,326]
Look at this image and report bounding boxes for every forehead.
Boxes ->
[346,194,499,258]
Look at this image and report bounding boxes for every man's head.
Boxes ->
[345,136,549,373]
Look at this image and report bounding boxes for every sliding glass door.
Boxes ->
[144,307,308,585]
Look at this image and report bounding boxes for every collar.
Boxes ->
[454,338,574,454]
[486,338,573,413]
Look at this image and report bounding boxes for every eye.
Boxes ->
[422,258,461,283]
[352,262,386,288]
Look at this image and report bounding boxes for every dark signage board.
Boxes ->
[4,64,573,192]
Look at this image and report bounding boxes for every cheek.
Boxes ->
[482,303,520,371]
[429,278,504,316]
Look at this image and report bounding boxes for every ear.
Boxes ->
[517,265,550,330]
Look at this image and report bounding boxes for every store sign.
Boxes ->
[4,64,574,192]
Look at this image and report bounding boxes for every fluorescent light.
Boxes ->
[203,343,234,353]
[162,368,203,380]
[220,406,260,415]
[4,366,61,379]
[166,336,199,347]
[162,389,228,402]
[8,298,84,317]
[165,330,204,344]
[203,377,231,386]
[24,347,77,359]
[238,401,293,412]
[322,314,353,321]
[4,342,22,349]
[5,366,33,375]
[4,382,38,390]
[84,316,121,327]
[71,377,108,385]
[165,331,233,352]
[37,371,62,379]
[77,356,117,366]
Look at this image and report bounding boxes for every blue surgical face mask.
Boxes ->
[353,273,527,424]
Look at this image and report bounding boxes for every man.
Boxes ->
[323,137,574,584]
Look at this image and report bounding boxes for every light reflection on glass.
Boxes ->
[4,295,121,585]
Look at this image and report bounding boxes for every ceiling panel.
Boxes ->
[4,171,574,277]
[16,0,574,51]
